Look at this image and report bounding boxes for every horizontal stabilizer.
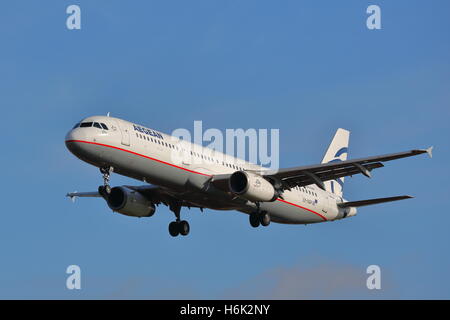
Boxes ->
[338,195,413,208]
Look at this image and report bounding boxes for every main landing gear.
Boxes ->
[249,203,271,228]
[168,202,190,237]
[98,166,113,198]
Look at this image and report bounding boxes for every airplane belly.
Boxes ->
[259,199,328,224]
[105,146,190,190]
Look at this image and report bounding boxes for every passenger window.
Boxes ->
[80,122,93,128]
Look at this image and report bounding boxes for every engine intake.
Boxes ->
[229,171,278,202]
[107,186,155,217]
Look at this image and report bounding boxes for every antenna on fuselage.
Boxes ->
[107,112,110,117]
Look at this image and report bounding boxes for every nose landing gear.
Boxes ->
[98,166,113,198]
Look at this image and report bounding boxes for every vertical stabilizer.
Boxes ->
[321,128,350,197]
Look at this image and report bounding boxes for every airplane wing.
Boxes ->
[259,147,433,191]
[124,185,203,208]
[67,185,202,209]
[66,191,101,200]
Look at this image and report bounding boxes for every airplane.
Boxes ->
[65,115,432,237]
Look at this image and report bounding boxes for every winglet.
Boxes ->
[426,146,433,158]
[66,191,77,203]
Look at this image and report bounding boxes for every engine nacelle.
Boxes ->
[229,171,278,202]
[107,186,156,217]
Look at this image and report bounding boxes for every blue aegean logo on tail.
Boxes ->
[327,147,348,193]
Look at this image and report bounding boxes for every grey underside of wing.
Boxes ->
[66,185,202,208]
[125,185,203,208]
[337,195,413,208]
[66,191,101,197]
[261,148,429,189]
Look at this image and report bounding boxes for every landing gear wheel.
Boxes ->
[168,202,190,237]
[179,220,190,236]
[249,212,260,228]
[98,185,111,198]
[169,221,180,237]
[260,212,271,227]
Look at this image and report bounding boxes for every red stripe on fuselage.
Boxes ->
[65,139,211,177]
[276,198,328,221]
[66,139,328,221]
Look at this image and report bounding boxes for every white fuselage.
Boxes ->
[65,116,356,224]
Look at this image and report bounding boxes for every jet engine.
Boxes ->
[107,186,156,217]
[229,171,278,202]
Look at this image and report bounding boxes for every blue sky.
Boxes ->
[0,0,449,299]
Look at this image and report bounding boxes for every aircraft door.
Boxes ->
[182,147,191,165]
[116,120,130,146]
[320,195,333,219]
[324,194,339,220]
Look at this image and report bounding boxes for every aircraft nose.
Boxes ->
[65,128,87,156]
[65,128,85,142]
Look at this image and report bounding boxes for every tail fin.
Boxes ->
[321,128,350,197]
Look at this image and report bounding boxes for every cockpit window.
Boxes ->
[78,121,108,130]
[72,123,80,129]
